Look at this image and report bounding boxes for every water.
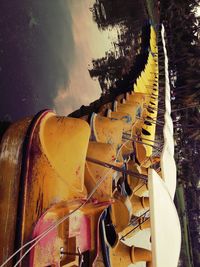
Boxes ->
[0,0,147,122]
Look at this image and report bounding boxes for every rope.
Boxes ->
[2,167,113,267]
[1,139,131,267]
[120,209,150,240]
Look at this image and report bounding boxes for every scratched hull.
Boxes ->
[0,109,116,267]
[13,110,92,266]
[0,117,32,266]
[0,110,102,266]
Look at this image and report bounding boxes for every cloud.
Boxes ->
[53,0,119,116]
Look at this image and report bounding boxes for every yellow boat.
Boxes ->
[0,22,181,267]
[0,110,111,266]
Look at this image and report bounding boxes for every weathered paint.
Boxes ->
[13,111,91,266]
[0,117,32,266]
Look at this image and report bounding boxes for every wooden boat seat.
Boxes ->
[129,195,150,216]
[110,237,152,266]
[131,246,152,264]
[10,111,91,266]
[123,118,158,167]
[40,113,90,193]
[85,142,122,202]
[107,109,133,133]
[110,198,130,233]
[128,106,158,160]
[90,113,124,152]
[127,160,148,197]
[135,141,148,163]
[114,102,141,124]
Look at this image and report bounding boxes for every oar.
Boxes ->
[120,210,150,240]
[122,136,162,152]
[123,132,162,144]
[86,157,148,181]
[129,209,150,227]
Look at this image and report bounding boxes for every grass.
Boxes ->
[175,185,194,267]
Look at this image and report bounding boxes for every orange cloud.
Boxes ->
[53,0,119,116]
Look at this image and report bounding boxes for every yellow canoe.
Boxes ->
[4,110,91,266]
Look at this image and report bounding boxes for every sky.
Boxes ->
[54,0,120,115]
[0,0,120,121]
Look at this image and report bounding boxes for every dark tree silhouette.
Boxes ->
[160,0,200,266]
